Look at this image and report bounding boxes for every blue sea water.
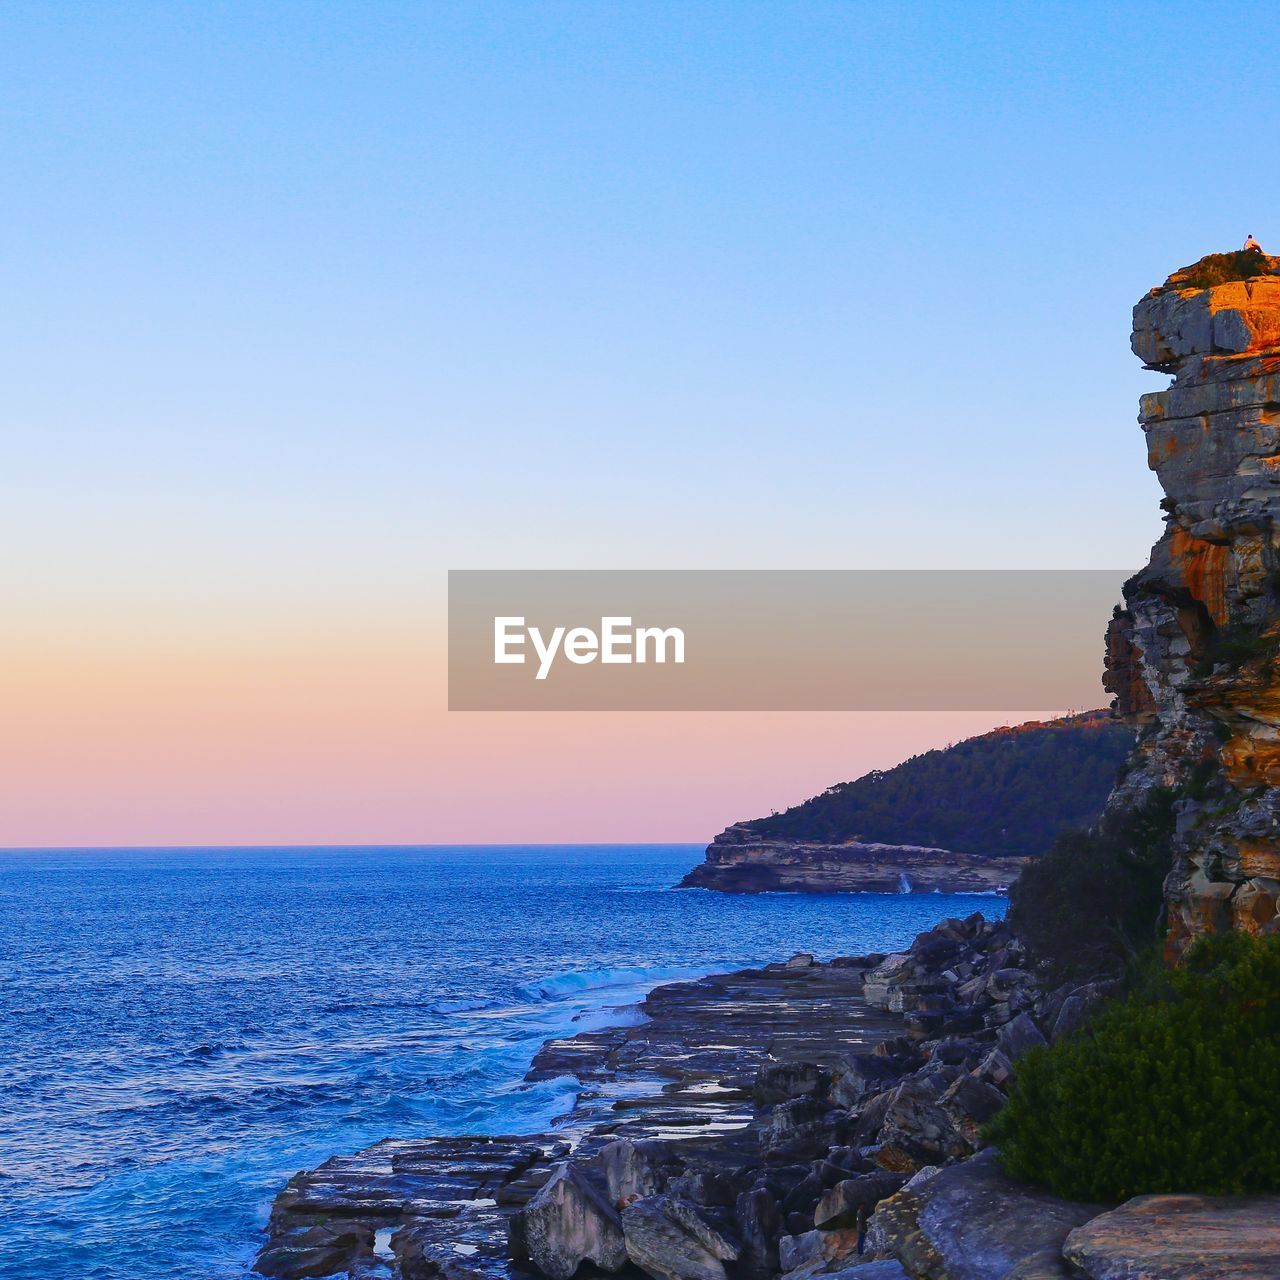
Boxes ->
[0,845,1005,1280]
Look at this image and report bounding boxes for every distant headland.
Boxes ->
[680,712,1131,894]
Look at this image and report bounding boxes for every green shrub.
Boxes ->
[1175,249,1273,290]
[988,932,1280,1200]
[1007,790,1175,979]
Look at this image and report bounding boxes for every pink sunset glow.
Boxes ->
[0,602,1060,843]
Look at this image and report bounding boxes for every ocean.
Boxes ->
[0,844,1005,1280]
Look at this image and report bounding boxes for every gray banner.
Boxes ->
[448,570,1131,711]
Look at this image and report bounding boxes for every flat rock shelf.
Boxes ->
[255,960,899,1280]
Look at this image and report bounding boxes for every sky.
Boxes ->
[2,1,1278,846]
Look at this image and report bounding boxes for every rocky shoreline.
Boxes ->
[680,829,1025,895]
[254,910,1270,1280]
[254,952,901,1280]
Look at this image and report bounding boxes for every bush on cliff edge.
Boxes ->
[988,932,1280,1201]
[1007,789,1175,978]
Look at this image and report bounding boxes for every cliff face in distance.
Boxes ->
[680,831,1027,894]
[1106,248,1280,959]
[682,713,1132,894]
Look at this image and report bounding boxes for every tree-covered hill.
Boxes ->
[742,712,1132,858]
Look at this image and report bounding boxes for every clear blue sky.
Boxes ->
[3,2,1278,842]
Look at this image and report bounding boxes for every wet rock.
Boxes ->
[254,1221,376,1280]
[1063,1192,1280,1279]
[621,1195,739,1280]
[508,1163,627,1280]
[259,958,903,1280]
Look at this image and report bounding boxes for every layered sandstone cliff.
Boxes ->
[1105,249,1280,958]
[680,827,1025,894]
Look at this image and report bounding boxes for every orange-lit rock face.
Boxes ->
[1110,251,1280,961]
[1168,530,1231,626]
[1233,838,1280,880]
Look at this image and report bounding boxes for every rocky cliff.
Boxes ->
[681,831,1024,894]
[1105,248,1280,959]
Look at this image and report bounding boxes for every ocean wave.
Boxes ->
[184,1041,243,1060]
[429,997,500,1015]
[320,997,442,1014]
[520,964,713,1002]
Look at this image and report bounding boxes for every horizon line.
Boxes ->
[0,840,710,852]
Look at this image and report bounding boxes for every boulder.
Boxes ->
[755,1060,833,1105]
[253,1221,375,1279]
[813,1172,907,1228]
[822,1265,911,1280]
[829,1052,911,1108]
[735,1186,783,1279]
[763,1096,848,1160]
[509,1163,627,1279]
[1048,993,1090,1042]
[1048,981,1113,1042]
[815,1156,869,1186]
[1063,1192,1280,1279]
[939,1073,1007,1147]
[778,1230,823,1273]
[985,968,1033,1001]
[850,1086,895,1145]
[595,1138,670,1204]
[872,1075,969,1172]
[782,1172,825,1219]
[777,1227,860,1275]
[737,1182,783,1274]
[995,1012,1047,1061]
[667,1167,740,1209]
[621,1195,739,1280]
[930,1035,983,1067]
[862,954,914,1009]
[972,1047,1014,1088]
[867,1149,1102,1280]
